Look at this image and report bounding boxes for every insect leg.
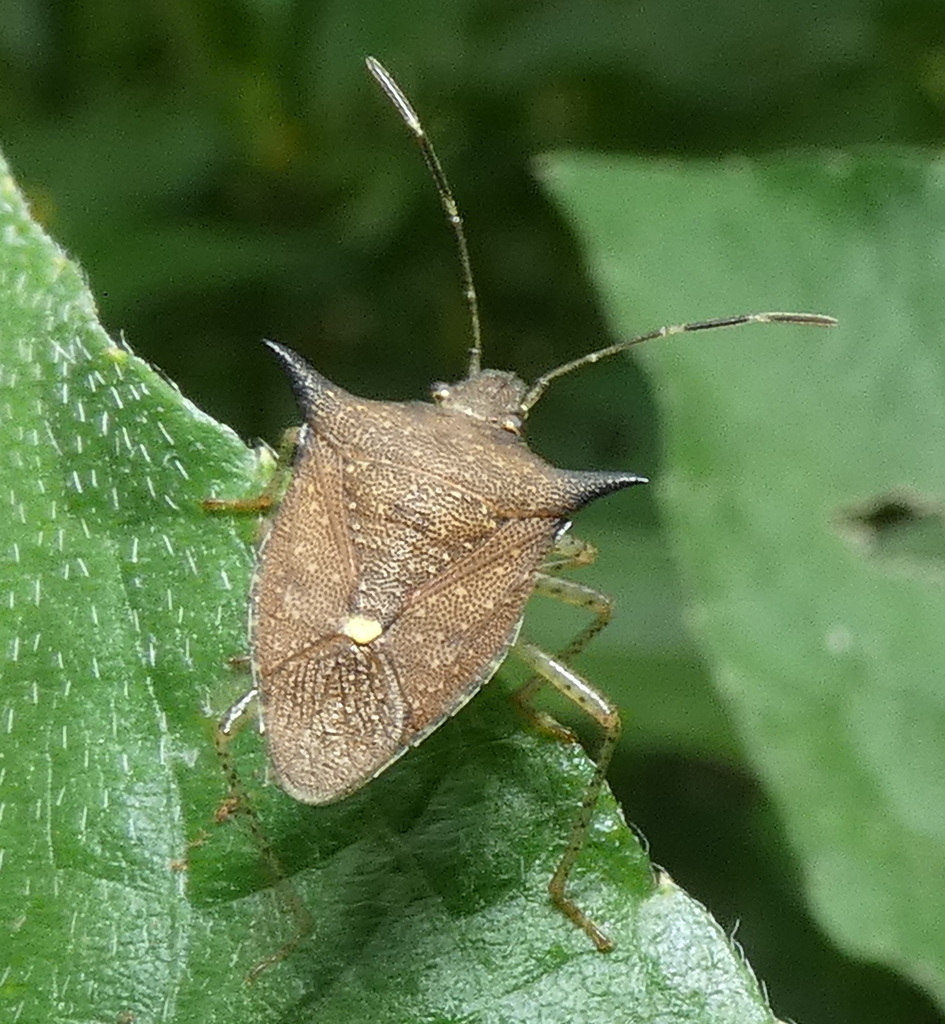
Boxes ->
[512,640,620,952]
[533,572,612,665]
[202,427,299,513]
[215,687,314,981]
[512,546,613,740]
[214,686,259,811]
[539,532,598,572]
[220,685,259,734]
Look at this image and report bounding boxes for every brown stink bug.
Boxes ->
[208,57,836,953]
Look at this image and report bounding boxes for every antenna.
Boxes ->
[520,311,838,414]
[366,57,483,377]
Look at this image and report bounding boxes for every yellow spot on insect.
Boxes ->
[341,614,384,645]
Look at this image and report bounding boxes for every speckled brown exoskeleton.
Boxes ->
[207,57,836,953]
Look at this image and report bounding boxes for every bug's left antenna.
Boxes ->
[366,56,483,377]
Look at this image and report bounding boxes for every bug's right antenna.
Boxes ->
[366,57,483,377]
[520,311,838,414]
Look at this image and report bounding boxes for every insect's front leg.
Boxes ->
[512,639,620,953]
[539,532,598,573]
[533,572,612,665]
[512,535,613,740]
[202,427,299,514]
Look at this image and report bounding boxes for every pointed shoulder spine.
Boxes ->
[263,340,340,420]
[564,470,649,508]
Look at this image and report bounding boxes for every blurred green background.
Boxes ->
[3,2,944,1022]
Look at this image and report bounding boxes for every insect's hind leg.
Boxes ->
[512,639,620,952]
[214,686,313,981]
[215,686,260,815]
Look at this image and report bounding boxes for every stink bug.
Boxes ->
[209,57,836,952]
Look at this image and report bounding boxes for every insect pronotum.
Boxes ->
[208,57,836,955]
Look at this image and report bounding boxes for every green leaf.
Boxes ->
[0,150,780,1023]
[541,151,945,1012]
